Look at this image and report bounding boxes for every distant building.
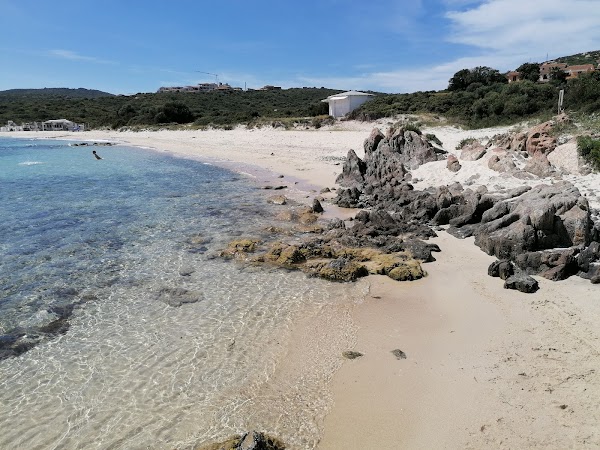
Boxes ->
[565,64,596,79]
[321,90,374,118]
[506,71,522,83]
[42,119,84,131]
[1,119,83,132]
[258,85,282,90]
[158,82,240,93]
[539,62,568,82]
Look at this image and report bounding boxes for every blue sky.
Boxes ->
[0,0,598,94]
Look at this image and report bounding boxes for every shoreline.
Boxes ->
[2,125,599,448]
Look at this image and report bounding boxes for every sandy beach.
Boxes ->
[2,122,599,448]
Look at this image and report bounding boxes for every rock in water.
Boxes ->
[312,198,324,213]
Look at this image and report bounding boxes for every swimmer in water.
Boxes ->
[92,150,102,160]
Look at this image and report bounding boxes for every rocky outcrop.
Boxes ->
[526,121,557,156]
[336,127,446,192]
[335,149,366,187]
[474,182,591,260]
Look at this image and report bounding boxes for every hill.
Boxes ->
[553,50,600,66]
[0,88,114,99]
[0,88,339,128]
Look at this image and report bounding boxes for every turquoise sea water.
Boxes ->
[0,137,365,449]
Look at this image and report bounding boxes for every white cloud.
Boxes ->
[299,0,600,93]
[446,0,600,61]
[49,49,115,65]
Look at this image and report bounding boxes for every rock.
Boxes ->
[312,198,324,213]
[179,267,195,276]
[272,185,287,190]
[336,187,361,208]
[526,120,557,156]
[342,351,363,359]
[488,260,514,280]
[263,243,306,266]
[391,349,407,359]
[155,287,202,307]
[577,241,600,279]
[488,153,516,173]
[335,149,366,187]
[387,261,425,281]
[219,239,261,259]
[460,143,487,161]
[267,195,286,205]
[475,182,591,260]
[447,154,462,172]
[515,248,580,281]
[504,274,539,293]
[523,153,554,178]
[313,257,369,282]
[320,187,331,194]
[194,431,285,450]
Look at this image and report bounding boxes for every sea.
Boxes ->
[0,137,367,449]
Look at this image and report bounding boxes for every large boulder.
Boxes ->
[475,182,591,260]
[526,121,557,156]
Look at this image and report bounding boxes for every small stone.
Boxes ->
[273,185,287,190]
[278,175,284,178]
[391,349,407,359]
[342,351,363,359]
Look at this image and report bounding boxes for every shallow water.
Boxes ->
[0,137,366,449]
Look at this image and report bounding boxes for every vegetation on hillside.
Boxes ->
[0,88,113,99]
[577,135,600,171]
[0,88,336,129]
[554,50,600,66]
[350,70,600,128]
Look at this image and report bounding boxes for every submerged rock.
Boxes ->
[194,431,286,450]
[155,287,202,307]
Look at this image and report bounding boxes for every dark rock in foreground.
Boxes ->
[504,274,539,293]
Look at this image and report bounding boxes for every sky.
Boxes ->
[0,0,599,95]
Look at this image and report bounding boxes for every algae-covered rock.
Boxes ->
[316,257,369,282]
[219,239,261,259]
[387,261,425,281]
[194,430,286,450]
[264,243,306,266]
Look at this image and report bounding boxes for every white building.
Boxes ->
[42,119,84,131]
[321,90,374,118]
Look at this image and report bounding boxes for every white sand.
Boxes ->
[2,122,599,448]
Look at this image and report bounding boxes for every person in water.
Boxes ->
[92,150,102,160]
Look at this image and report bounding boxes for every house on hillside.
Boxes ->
[321,90,374,118]
[539,62,568,82]
[506,71,522,83]
[565,64,596,79]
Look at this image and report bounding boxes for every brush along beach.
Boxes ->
[1,115,599,449]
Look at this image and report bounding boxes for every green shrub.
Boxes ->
[456,137,478,150]
[403,123,422,134]
[425,133,443,146]
[577,135,600,170]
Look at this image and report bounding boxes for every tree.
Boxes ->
[549,67,567,84]
[448,66,507,91]
[516,63,540,82]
